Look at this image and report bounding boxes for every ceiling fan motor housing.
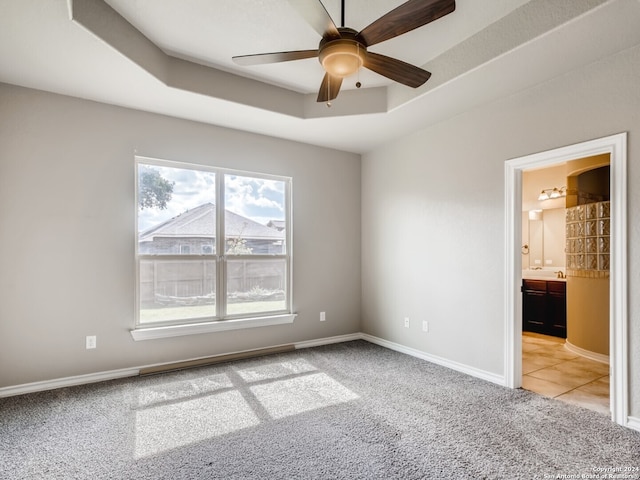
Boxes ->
[318,28,367,78]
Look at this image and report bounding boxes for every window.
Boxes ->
[135,158,291,334]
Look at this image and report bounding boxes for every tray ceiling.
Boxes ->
[1,0,640,153]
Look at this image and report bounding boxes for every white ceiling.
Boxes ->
[1,0,640,153]
[103,0,529,94]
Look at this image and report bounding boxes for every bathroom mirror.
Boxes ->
[523,208,566,269]
[528,212,544,268]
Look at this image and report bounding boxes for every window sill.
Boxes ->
[130,314,297,341]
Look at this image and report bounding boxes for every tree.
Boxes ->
[226,222,253,254]
[138,166,174,210]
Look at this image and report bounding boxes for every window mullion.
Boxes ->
[216,171,226,319]
[285,178,292,312]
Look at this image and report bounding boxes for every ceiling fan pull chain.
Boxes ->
[327,77,331,107]
[356,43,362,88]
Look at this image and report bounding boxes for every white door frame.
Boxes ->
[504,133,628,427]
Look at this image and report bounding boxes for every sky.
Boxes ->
[137,163,286,232]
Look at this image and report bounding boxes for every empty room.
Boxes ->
[1,1,640,478]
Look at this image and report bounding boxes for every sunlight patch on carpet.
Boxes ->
[250,372,359,419]
[133,361,359,458]
[234,358,318,382]
[135,390,259,458]
[136,373,234,408]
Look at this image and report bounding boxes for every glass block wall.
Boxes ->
[566,201,610,278]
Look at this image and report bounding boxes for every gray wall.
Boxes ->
[361,44,640,416]
[0,83,361,387]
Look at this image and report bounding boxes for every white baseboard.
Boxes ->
[626,416,640,433]
[0,368,139,398]
[360,333,506,387]
[564,340,610,365]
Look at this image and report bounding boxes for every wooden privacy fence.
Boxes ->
[139,258,285,308]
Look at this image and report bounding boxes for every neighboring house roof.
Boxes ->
[267,220,285,231]
[139,203,284,242]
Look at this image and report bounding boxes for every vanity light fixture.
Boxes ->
[538,186,567,201]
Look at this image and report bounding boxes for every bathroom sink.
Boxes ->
[522,269,566,281]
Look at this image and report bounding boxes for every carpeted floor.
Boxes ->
[1,340,639,479]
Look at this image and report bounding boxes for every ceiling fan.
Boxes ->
[232,0,456,104]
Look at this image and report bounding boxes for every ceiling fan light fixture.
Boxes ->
[318,39,365,78]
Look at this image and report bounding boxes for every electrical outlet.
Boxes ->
[422,320,429,332]
[404,317,410,328]
[320,311,326,322]
[86,335,97,349]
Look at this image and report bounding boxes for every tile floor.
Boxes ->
[521,332,610,415]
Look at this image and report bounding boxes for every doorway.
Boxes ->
[504,133,628,427]
[521,161,610,414]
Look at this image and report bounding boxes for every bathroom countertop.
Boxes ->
[522,275,566,282]
[522,270,566,282]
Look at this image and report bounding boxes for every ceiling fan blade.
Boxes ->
[232,49,318,66]
[364,52,431,88]
[357,0,455,47]
[316,73,343,102]
[286,0,340,39]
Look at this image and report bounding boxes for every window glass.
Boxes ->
[226,258,287,315]
[139,259,216,323]
[224,175,286,255]
[137,163,216,324]
[138,164,216,255]
[136,160,291,326]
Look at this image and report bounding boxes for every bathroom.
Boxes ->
[520,154,610,412]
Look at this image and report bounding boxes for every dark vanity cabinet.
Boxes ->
[522,279,566,338]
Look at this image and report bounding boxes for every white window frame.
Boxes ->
[131,157,295,341]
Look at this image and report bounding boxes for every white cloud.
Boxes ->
[137,166,285,232]
[225,175,284,223]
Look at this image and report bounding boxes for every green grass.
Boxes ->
[140,300,286,323]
